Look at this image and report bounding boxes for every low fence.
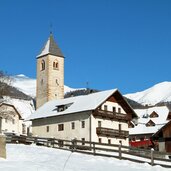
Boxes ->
[5,135,171,168]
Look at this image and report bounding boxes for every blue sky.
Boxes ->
[0,0,171,94]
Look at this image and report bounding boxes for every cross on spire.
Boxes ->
[50,22,53,34]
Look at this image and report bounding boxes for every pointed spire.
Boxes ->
[37,33,64,58]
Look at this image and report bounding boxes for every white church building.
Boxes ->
[28,33,137,146]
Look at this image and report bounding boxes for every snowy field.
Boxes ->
[0,144,170,171]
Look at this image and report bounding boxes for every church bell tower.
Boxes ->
[36,33,64,109]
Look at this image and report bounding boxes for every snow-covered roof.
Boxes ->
[129,106,169,135]
[28,89,123,120]
[37,33,64,58]
[28,89,137,121]
[1,97,35,119]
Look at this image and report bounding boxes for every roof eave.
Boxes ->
[36,53,64,59]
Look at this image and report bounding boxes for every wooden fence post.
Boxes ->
[52,138,55,148]
[119,143,122,160]
[151,148,154,166]
[34,137,37,144]
[93,142,96,155]
[71,138,76,152]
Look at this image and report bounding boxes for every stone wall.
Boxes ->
[0,135,6,159]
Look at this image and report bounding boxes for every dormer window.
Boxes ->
[58,105,65,112]
[146,120,155,127]
[55,103,73,112]
[53,60,59,70]
[41,60,45,71]
[149,111,159,118]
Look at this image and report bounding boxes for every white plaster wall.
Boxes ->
[32,112,91,141]
[159,142,166,152]
[2,116,20,134]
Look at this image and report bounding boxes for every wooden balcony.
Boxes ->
[96,127,129,139]
[93,109,131,122]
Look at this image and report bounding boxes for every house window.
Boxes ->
[99,138,102,143]
[118,108,121,113]
[41,60,45,71]
[119,124,121,132]
[58,124,64,131]
[71,122,75,129]
[113,107,116,113]
[22,124,26,134]
[53,60,58,70]
[5,118,7,123]
[12,119,15,124]
[98,121,101,127]
[81,121,85,128]
[46,126,49,132]
[108,139,111,144]
[82,138,85,145]
[104,105,107,111]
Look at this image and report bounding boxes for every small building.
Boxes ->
[152,120,171,153]
[129,106,170,148]
[28,89,137,146]
[0,102,24,134]
[0,98,34,135]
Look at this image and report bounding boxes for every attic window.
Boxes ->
[146,120,155,127]
[149,111,159,118]
[57,105,65,112]
[55,103,73,112]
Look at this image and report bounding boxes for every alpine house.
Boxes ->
[28,89,137,146]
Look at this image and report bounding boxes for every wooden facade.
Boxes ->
[153,120,171,152]
[93,109,131,122]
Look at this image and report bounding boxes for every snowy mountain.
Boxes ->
[125,81,171,105]
[12,75,171,106]
[12,74,36,98]
[11,74,81,98]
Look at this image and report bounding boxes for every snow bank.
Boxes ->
[0,144,168,171]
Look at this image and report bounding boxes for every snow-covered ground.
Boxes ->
[0,144,169,171]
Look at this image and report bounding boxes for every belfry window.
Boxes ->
[53,60,59,70]
[41,60,45,71]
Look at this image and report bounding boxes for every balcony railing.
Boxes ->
[93,109,131,121]
[96,127,129,139]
